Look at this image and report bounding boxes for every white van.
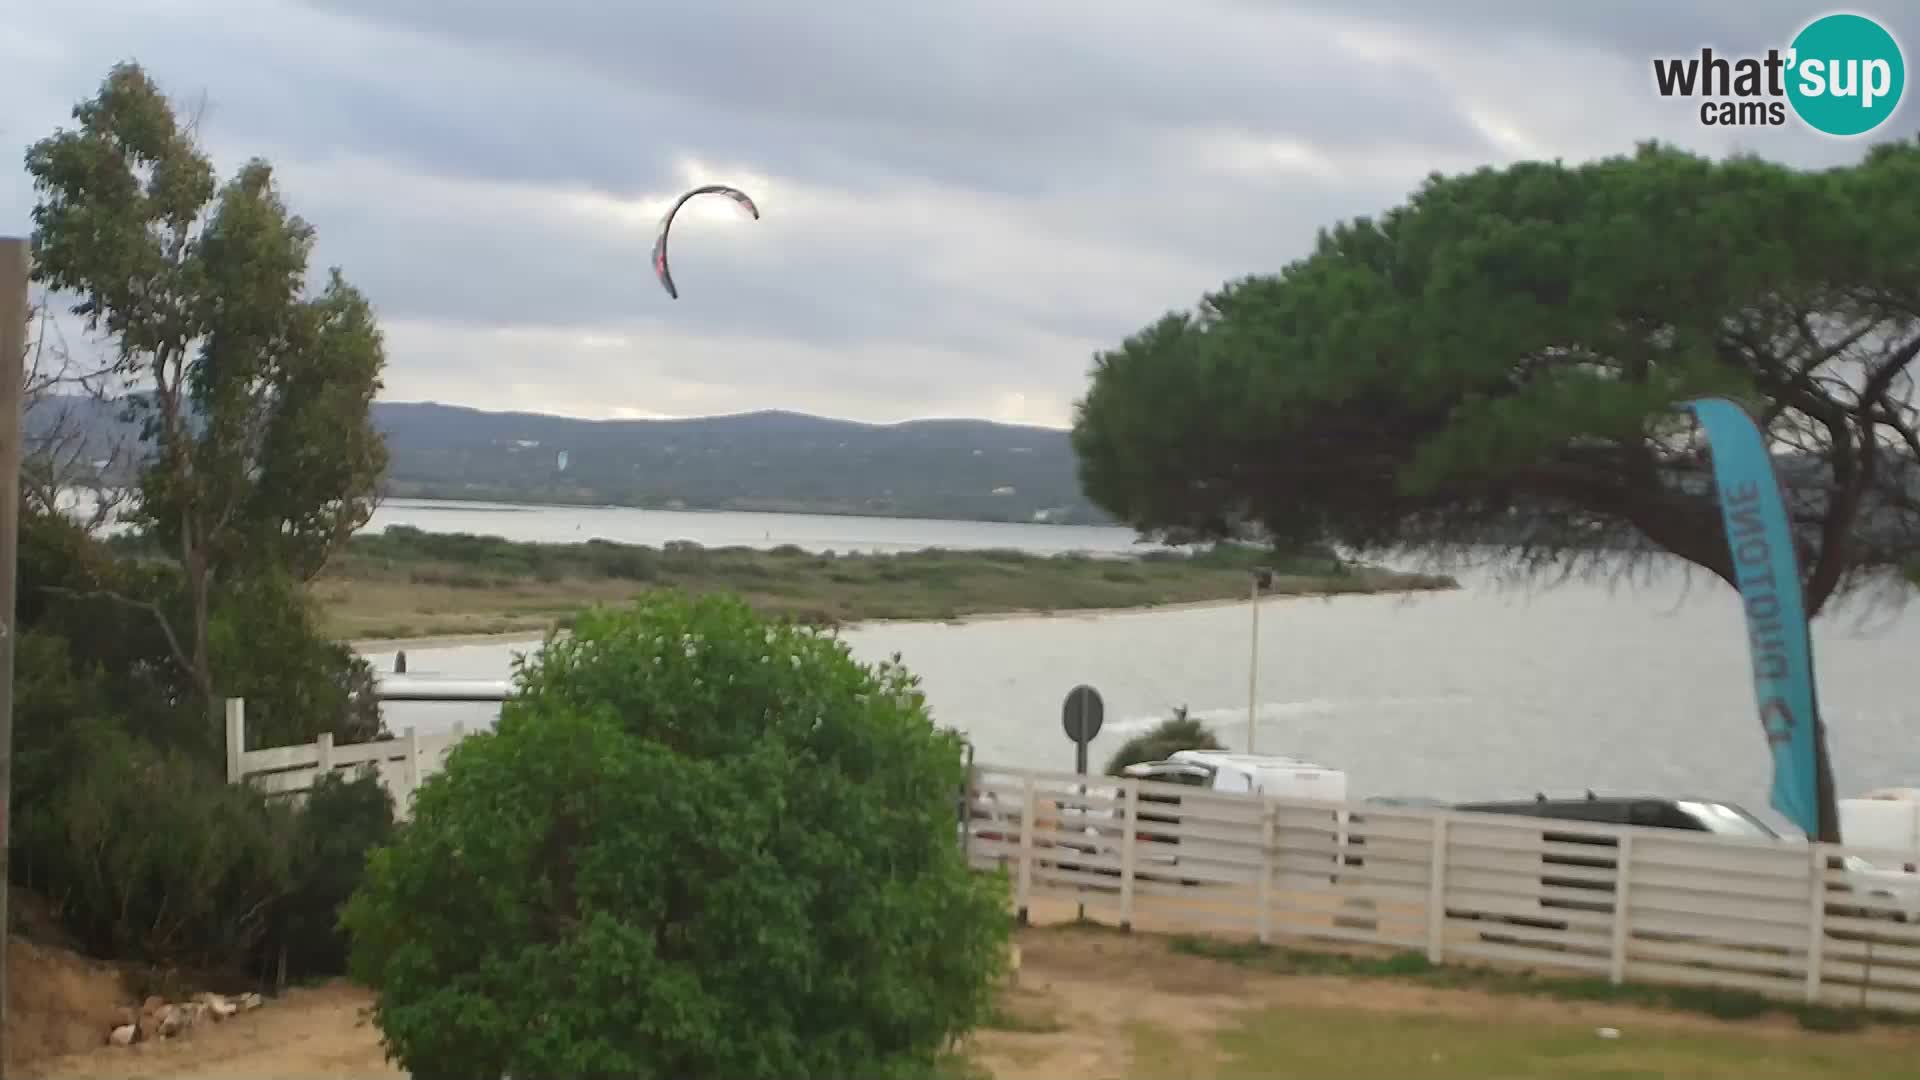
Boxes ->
[1137,750,1350,802]
[1118,751,1350,886]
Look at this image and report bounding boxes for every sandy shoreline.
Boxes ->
[344,584,1445,653]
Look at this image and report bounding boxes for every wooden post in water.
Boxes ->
[0,236,31,1080]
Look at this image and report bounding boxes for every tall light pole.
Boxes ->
[1246,566,1272,754]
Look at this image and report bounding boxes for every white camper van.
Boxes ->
[1128,750,1350,802]
[1118,750,1350,887]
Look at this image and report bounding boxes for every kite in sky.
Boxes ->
[651,184,760,299]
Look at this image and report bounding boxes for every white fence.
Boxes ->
[223,707,1920,1012]
[223,699,464,817]
[967,764,1920,1014]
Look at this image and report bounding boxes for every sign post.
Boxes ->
[1061,684,1105,775]
[1060,684,1105,923]
[1247,566,1273,754]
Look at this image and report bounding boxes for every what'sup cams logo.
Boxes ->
[1652,12,1905,135]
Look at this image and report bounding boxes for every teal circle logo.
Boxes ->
[1786,13,1905,136]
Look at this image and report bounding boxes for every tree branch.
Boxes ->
[39,584,204,693]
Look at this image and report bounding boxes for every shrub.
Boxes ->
[14,731,292,970]
[1104,707,1227,775]
[343,593,1010,1080]
[267,770,396,978]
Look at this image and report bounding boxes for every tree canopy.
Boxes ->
[25,61,389,728]
[1072,140,1920,615]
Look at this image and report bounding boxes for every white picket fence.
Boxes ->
[967,764,1920,1014]
[222,699,463,817]
[223,705,1920,1013]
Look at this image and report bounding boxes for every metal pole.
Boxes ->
[0,235,31,1080]
[1246,574,1260,754]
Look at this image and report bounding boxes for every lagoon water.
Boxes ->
[369,498,1142,556]
[358,503,1920,835]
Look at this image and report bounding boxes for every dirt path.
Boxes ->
[24,982,400,1080]
[24,926,1920,1079]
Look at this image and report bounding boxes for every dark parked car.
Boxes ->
[1445,793,1780,929]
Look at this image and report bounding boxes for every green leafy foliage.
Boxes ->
[13,733,293,969]
[210,569,385,751]
[268,771,396,977]
[1104,708,1227,775]
[13,510,386,972]
[343,593,1011,1080]
[7,61,398,978]
[1073,140,1920,612]
[27,60,388,732]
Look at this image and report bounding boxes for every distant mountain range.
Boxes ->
[28,395,1114,525]
[371,402,1113,524]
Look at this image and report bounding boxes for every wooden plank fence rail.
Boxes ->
[224,703,1920,1012]
[223,698,465,820]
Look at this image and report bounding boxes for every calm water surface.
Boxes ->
[369,498,1144,555]
[359,504,1920,836]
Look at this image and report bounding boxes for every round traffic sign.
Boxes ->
[1062,684,1105,744]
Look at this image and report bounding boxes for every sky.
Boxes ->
[4,1,1913,428]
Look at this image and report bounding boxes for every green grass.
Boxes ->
[1186,1006,1920,1080]
[1166,936,1909,1034]
[297,527,1456,640]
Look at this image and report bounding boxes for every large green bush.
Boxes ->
[266,770,396,978]
[14,731,293,969]
[11,504,398,976]
[343,593,1010,1080]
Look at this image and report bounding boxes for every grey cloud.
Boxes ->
[9,0,1909,425]
[1278,1,1916,64]
[293,0,1506,178]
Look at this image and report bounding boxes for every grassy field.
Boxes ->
[1130,1005,1920,1079]
[957,926,1920,1080]
[312,526,1457,641]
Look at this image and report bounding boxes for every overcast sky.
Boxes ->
[4,2,1912,427]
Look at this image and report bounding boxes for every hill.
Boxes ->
[370,402,1112,523]
[24,395,1112,524]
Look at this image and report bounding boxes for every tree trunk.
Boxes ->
[1813,712,1841,844]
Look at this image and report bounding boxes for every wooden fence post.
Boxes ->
[1806,844,1828,1003]
[1426,814,1449,964]
[1118,780,1139,931]
[1015,778,1037,926]
[224,698,246,784]
[314,733,335,795]
[1256,804,1276,945]
[1608,832,1634,984]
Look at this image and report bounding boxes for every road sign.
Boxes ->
[1062,684,1104,776]
[1062,684,1104,744]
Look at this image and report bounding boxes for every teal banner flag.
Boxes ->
[1683,397,1822,837]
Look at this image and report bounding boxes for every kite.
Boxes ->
[651,184,760,299]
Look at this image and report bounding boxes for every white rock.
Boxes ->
[157,1004,190,1038]
[1596,1027,1621,1040]
[108,1024,137,1046]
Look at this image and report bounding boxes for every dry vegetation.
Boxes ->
[310,527,1456,641]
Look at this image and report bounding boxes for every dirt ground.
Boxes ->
[18,971,400,1080]
[18,922,1920,1080]
[967,926,1920,1080]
